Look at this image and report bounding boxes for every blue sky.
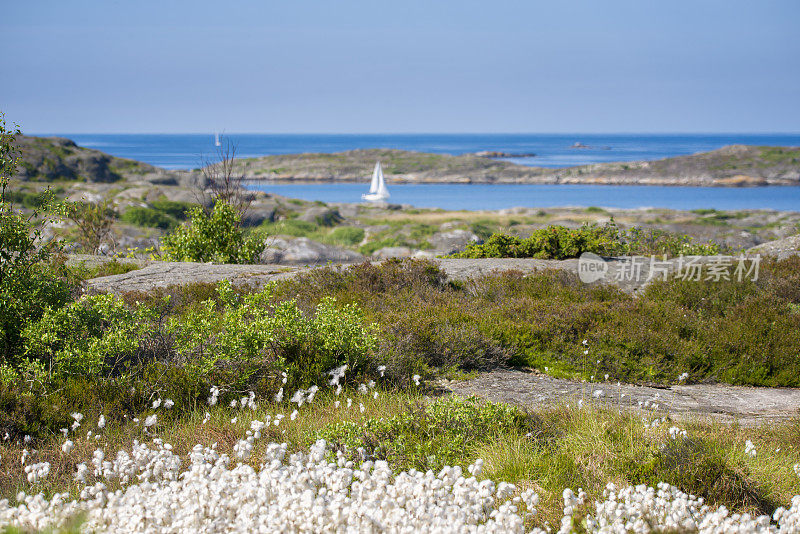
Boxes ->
[3,0,799,133]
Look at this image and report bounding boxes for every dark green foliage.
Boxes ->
[453,222,720,259]
[149,200,194,219]
[121,199,195,229]
[121,206,176,229]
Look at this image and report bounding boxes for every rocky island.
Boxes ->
[14,135,800,187]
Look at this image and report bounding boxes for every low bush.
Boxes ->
[452,221,721,259]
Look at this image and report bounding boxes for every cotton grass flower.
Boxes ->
[745,440,757,458]
[3,438,800,533]
[207,386,220,406]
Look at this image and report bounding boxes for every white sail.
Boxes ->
[375,164,388,197]
[362,161,390,201]
[368,162,380,193]
[214,132,221,147]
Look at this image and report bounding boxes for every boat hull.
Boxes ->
[361,193,390,202]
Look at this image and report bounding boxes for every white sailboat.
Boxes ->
[214,132,221,147]
[361,161,390,202]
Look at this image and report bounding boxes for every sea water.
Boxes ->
[46,133,800,210]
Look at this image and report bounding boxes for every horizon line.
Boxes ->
[27,131,800,137]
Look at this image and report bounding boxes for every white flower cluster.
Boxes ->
[585,482,800,533]
[746,440,757,458]
[2,440,537,533]
[23,462,50,484]
[668,426,687,440]
[4,437,800,533]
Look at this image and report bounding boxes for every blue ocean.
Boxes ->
[50,133,800,210]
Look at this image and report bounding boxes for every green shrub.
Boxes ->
[324,226,365,246]
[318,396,527,471]
[162,202,263,263]
[121,206,177,229]
[469,219,497,241]
[22,293,148,378]
[168,281,380,388]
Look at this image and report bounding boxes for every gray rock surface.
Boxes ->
[258,237,363,265]
[85,255,760,295]
[88,262,299,293]
[372,246,415,259]
[446,369,800,425]
[747,234,800,259]
[296,207,343,226]
[429,230,480,255]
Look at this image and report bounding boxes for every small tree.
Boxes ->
[162,202,262,264]
[196,137,252,223]
[59,199,116,253]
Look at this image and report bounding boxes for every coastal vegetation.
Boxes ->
[3,122,800,532]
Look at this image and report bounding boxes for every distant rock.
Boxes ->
[372,246,415,259]
[472,151,536,158]
[429,230,481,255]
[259,237,363,265]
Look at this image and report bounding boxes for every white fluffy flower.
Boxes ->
[97,415,106,429]
[61,440,74,454]
[143,415,157,428]
[163,399,174,409]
